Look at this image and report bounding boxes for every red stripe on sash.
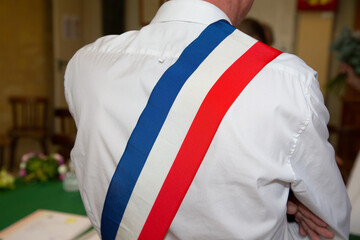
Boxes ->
[138,42,281,239]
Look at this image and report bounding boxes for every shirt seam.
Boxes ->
[82,44,181,60]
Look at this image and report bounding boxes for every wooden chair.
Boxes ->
[0,136,9,170]
[8,96,49,171]
[51,108,76,162]
[329,124,360,184]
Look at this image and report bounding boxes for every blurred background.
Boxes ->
[0,0,359,184]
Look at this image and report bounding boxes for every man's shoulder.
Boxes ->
[226,28,316,81]
[76,30,139,57]
[268,52,317,81]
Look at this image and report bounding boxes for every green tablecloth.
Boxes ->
[0,180,86,231]
[352,234,360,240]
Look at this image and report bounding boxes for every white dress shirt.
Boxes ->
[65,0,351,239]
[347,152,360,236]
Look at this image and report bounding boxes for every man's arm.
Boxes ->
[287,77,351,239]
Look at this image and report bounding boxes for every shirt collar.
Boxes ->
[150,0,232,25]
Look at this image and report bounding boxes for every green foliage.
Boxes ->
[330,28,360,75]
[0,169,15,190]
[20,152,66,183]
[328,27,360,92]
[24,157,58,183]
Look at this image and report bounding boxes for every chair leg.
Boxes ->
[62,145,72,163]
[0,145,4,169]
[41,139,48,155]
[9,137,18,172]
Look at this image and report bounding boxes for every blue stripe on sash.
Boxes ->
[101,20,235,240]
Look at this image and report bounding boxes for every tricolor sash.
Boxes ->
[101,20,281,240]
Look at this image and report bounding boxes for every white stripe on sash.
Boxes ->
[116,30,257,240]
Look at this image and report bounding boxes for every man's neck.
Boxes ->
[203,0,254,26]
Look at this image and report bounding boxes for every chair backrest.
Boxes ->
[9,96,49,131]
[52,108,76,161]
[53,108,76,136]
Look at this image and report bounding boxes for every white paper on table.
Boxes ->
[77,229,101,240]
[0,209,93,240]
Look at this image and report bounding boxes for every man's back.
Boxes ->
[65,0,350,239]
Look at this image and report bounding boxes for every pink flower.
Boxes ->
[19,169,27,177]
[29,151,40,157]
[59,173,65,181]
[21,151,44,163]
[53,153,64,163]
[21,153,31,163]
[39,153,47,160]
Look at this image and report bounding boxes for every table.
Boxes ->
[0,180,86,231]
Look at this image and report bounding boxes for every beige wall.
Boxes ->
[0,0,53,135]
[125,0,141,31]
[295,11,334,93]
[83,0,103,45]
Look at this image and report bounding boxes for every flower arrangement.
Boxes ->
[0,168,15,189]
[327,27,360,92]
[19,152,68,183]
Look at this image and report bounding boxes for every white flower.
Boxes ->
[20,162,27,170]
[58,165,68,174]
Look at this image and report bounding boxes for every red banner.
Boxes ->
[297,0,338,11]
